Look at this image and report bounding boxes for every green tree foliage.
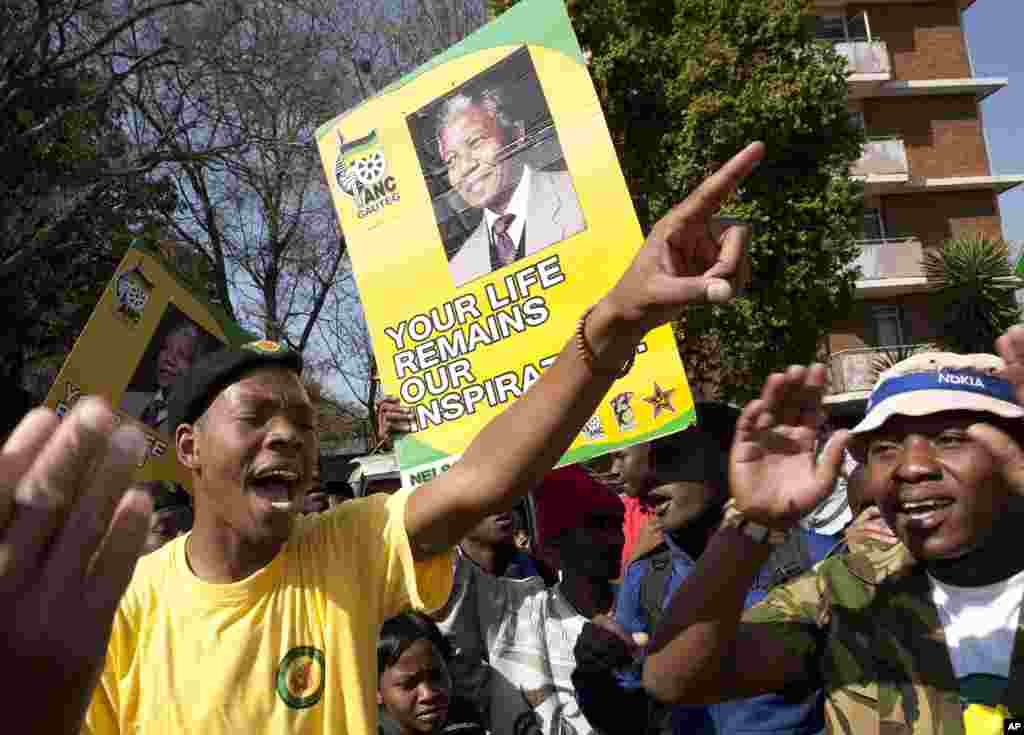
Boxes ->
[922,235,1022,355]
[0,1,185,414]
[493,0,864,400]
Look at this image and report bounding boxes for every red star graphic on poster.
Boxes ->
[642,382,676,418]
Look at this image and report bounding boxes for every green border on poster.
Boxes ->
[557,408,699,466]
[398,407,699,473]
[315,0,584,141]
[397,435,452,468]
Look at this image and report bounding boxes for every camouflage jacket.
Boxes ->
[743,538,1024,734]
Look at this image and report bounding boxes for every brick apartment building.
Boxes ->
[811,0,1023,418]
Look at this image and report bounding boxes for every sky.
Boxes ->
[963,1,1024,247]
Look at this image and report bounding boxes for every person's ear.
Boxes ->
[177,422,199,469]
[376,688,384,706]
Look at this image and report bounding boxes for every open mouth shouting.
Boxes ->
[249,465,302,512]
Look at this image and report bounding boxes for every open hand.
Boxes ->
[730,364,848,529]
[376,395,415,445]
[604,142,763,336]
[0,399,152,731]
[967,325,1024,495]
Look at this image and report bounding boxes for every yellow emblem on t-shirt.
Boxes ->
[276,646,325,709]
[244,339,285,354]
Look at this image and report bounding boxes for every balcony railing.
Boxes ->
[834,40,891,77]
[827,344,934,396]
[852,137,908,178]
[853,237,925,281]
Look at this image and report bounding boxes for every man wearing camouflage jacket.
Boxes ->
[642,332,1024,735]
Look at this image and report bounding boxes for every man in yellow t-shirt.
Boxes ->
[0,143,764,735]
[85,342,455,735]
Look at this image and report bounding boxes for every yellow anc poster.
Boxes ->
[316,0,696,487]
[43,244,247,488]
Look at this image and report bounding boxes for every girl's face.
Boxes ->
[378,639,452,733]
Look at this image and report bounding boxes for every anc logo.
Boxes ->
[113,265,153,324]
[334,130,400,219]
[243,339,286,354]
[276,646,325,709]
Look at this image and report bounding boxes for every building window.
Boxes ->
[847,12,870,42]
[862,207,886,241]
[815,15,846,42]
[814,12,871,43]
[871,305,905,346]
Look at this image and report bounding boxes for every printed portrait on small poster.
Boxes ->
[119,304,222,437]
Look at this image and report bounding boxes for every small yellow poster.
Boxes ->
[43,244,249,488]
[316,0,696,486]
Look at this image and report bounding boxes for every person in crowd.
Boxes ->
[377,611,486,735]
[120,321,203,432]
[607,442,660,575]
[510,501,532,552]
[436,466,625,734]
[643,345,1024,733]
[0,141,761,734]
[460,509,546,581]
[573,401,833,734]
[137,480,193,554]
[437,86,586,287]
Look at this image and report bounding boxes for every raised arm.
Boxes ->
[404,142,764,558]
[970,325,1024,490]
[642,364,846,703]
